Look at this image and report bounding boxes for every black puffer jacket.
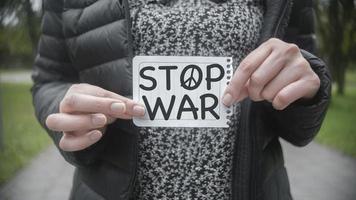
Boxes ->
[31,0,331,199]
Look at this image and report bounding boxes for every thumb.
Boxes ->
[106,115,116,124]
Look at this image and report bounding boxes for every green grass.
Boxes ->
[0,83,50,185]
[316,70,356,157]
[346,69,356,85]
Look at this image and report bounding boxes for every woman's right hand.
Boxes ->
[45,83,145,152]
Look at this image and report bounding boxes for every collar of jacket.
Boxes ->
[258,0,293,44]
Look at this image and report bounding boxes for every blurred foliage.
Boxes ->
[315,0,356,95]
[0,0,41,69]
[317,69,356,157]
[0,24,34,68]
[0,83,50,185]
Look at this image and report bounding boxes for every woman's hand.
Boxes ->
[222,38,320,110]
[45,83,145,152]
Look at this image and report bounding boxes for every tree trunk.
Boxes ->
[329,0,347,95]
[0,86,3,151]
[336,63,346,95]
[23,0,38,54]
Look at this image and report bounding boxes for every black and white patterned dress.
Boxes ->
[129,0,264,199]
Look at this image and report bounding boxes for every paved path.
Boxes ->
[0,71,32,84]
[0,141,355,200]
[0,146,74,200]
[282,141,356,200]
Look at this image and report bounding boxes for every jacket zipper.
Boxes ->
[246,1,292,199]
[122,0,138,199]
[248,102,257,200]
[273,0,291,38]
[125,123,139,200]
[232,99,251,200]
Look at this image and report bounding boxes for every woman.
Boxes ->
[32,0,331,199]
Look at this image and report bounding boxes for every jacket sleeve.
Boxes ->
[31,0,105,167]
[261,50,331,147]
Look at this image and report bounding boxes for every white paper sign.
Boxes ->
[132,56,233,127]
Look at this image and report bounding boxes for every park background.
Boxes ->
[0,0,355,200]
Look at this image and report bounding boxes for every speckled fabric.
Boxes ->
[129,0,264,199]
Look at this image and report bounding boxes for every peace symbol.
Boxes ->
[180,64,203,90]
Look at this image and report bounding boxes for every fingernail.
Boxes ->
[89,131,102,142]
[111,102,125,113]
[92,114,106,126]
[133,105,145,116]
[222,93,233,106]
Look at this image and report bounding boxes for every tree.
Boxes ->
[23,0,38,53]
[0,87,3,150]
[0,0,22,27]
[315,0,356,95]
[0,0,39,53]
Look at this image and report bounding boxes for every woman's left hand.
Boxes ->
[222,38,320,110]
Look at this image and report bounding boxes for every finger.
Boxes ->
[59,130,102,152]
[107,101,145,119]
[222,82,248,106]
[69,84,145,117]
[223,45,272,106]
[60,93,144,118]
[272,78,319,110]
[60,93,124,115]
[106,115,117,124]
[237,81,249,102]
[46,113,107,132]
[247,52,286,101]
[70,84,134,103]
[238,85,249,102]
[260,60,305,102]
